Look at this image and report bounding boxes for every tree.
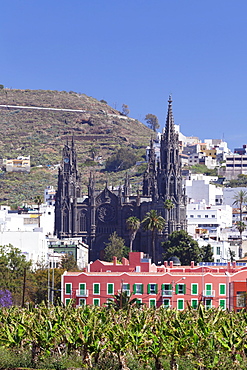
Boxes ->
[105,147,137,172]
[232,190,247,257]
[126,216,140,252]
[104,232,129,262]
[107,291,138,311]
[164,199,174,220]
[0,244,31,305]
[121,104,129,116]
[201,244,214,262]
[59,253,79,271]
[34,195,43,227]
[141,210,166,262]
[144,114,160,132]
[163,230,202,265]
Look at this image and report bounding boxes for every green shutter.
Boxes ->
[183,284,186,294]
[161,283,164,291]
[133,284,136,294]
[141,284,143,294]
[147,284,150,294]
[94,299,99,306]
[94,283,99,294]
[169,284,172,291]
[163,299,169,308]
[192,284,197,294]
[155,284,158,294]
[178,299,183,310]
[206,284,211,291]
[220,299,226,309]
[127,284,130,290]
[65,283,71,294]
[108,283,113,294]
[175,284,178,294]
[220,284,225,295]
[191,299,197,309]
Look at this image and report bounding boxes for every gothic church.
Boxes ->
[55,97,187,262]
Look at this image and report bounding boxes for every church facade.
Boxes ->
[54,97,187,262]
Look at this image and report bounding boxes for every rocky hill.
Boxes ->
[0,89,153,206]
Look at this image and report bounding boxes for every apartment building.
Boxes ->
[61,252,247,310]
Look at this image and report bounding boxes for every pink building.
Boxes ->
[61,252,247,310]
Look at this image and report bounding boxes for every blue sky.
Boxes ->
[2,0,247,150]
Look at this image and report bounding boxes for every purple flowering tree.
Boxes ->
[0,289,13,307]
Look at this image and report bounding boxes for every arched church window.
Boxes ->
[80,211,87,231]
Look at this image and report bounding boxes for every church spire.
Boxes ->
[164,95,176,143]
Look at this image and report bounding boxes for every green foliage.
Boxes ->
[227,174,247,187]
[105,147,137,172]
[1,305,247,369]
[201,244,214,262]
[190,164,218,176]
[0,84,4,89]
[0,244,31,305]
[164,199,174,212]
[104,232,129,262]
[144,113,160,132]
[142,210,165,262]
[107,291,139,311]
[59,253,79,271]
[126,216,140,252]
[163,230,202,265]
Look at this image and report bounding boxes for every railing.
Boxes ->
[203,290,215,297]
[76,289,89,297]
[162,290,173,297]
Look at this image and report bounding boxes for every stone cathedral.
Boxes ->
[55,97,187,262]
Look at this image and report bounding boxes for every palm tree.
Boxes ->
[232,190,247,257]
[34,195,43,228]
[164,199,174,213]
[141,210,166,263]
[126,216,140,252]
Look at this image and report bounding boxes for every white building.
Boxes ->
[187,203,232,240]
[185,174,222,205]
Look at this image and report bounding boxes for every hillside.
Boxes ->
[0,89,153,205]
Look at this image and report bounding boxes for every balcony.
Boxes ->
[162,289,173,297]
[76,289,89,297]
[203,290,215,297]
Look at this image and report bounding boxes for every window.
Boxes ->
[65,283,72,295]
[177,299,184,310]
[219,299,226,309]
[205,215,208,218]
[148,283,158,294]
[93,283,100,295]
[191,283,198,295]
[191,299,198,309]
[136,298,142,306]
[216,247,221,255]
[122,283,130,295]
[79,298,86,306]
[162,283,172,296]
[65,298,72,306]
[237,292,246,307]
[79,283,86,295]
[205,299,212,309]
[163,299,170,308]
[133,283,143,294]
[198,215,201,218]
[149,298,156,308]
[93,298,100,306]
[205,284,212,296]
[107,283,114,295]
[176,284,186,295]
[219,284,226,295]
[212,215,215,218]
[190,215,194,218]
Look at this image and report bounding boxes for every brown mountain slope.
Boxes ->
[0,89,153,205]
